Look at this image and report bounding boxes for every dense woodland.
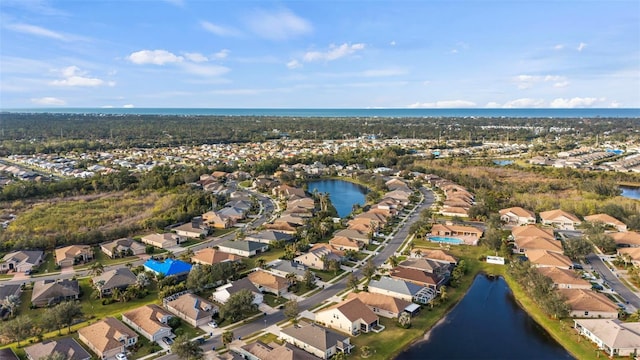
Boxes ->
[0,112,639,155]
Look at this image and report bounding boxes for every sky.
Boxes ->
[1,0,639,109]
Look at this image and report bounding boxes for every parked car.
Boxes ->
[116,354,128,360]
[162,337,173,345]
[591,284,604,291]
[208,321,218,328]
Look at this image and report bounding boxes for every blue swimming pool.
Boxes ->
[428,236,464,245]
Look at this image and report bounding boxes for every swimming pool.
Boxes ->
[428,236,464,245]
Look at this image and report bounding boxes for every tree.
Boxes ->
[397,311,411,329]
[439,286,448,303]
[55,301,83,333]
[40,353,67,360]
[285,272,298,288]
[171,335,204,360]
[362,259,376,279]
[562,237,593,261]
[221,289,256,322]
[2,294,20,317]
[283,300,299,321]
[222,330,234,348]
[136,272,150,288]
[89,262,104,276]
[2,315,34,346]
[388,255,399,268]
[327,259,341,275]
[93,279,106,299]
[347,273,359,290]
[303,269,316,289]
[256,257,266,269]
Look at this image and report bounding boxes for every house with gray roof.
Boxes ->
[212,277,263,305]
[0,348,19,360]
[165,293,218,327]
[0,250,43,273]
[217,240,269,257]
[24,337,91,360]
[368,276,436,304]
[100,237,146,258]
[0,284,21,302]
[574,319,640,357]
[245,230,294,245]
[268,260,309,280]
[31,279,80,307]
[279,323,353,359]
[92,268,137,296]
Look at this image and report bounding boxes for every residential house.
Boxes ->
[54,245,94,267]
[329,236,362,252]
[165,293,219,327]
[267,260,309,281]
[389,267,442,290]
[574,319,640,357]
[140,233,180,249]
[122,304,173,342]
[143,258,192,278]
[345,292,412,319]
[0,349,19,360]
[0,284,21,303]
[430,223,483,239]
[236,340,320,360]
[584,214,628,232]
[499,207,536,226]
[608,232,640,247]
[385,178,409,191]
[559,289,619,319]
[25,337,91,360]
[245,230,294,245]
[217,240,269,257]
[272,185,307,200]
[279,323,353,359]
[173,219,209,239]
[411,249,458,265]
[335,229,371,245]
[100,238,146,258]
[368,277,435,304]
[347,218,380,232]
[618,247,640,266]
[202,211,234,229]
[524,249,573,269]
[78,317,138,360]
[540,209,582,230]
[398,258,450,278]
[511,225,561,254]
[92,268,137,296]
[0,250,43,273]
[31,279,80,307]
[191,248,241,265]
[247,269,289,296]
[315,297,380,335]
[294,244,343,271]
[536,267,592,289]
[212,278,263,305]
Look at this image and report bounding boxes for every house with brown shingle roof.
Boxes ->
[525,249,573,269]
[511,225,562,254]
[92,268,137,296]
[31,279,80,307]
[78,317,138,360]
[345,292,412,319]
[315,297,380,335]
[398,258,450,278]
[608,231,640,247]
[536,267,591,289]
[559,289,618,319]
[329,236,362,252]
[247,269,288,295]
[165,293,218,327]
[390,266,442,290]
[584,214,627,232]
[237,340,320,360]
[540,209,581,230]
[617,247,640,266]
[140,233,180,249]
[412,249,458,265]
[191,248,241,265]
[431,223,483,238]
[511,224,555,239]
[499,207,536,226]
[54,245,94,267]
[100,238,146,258]
[294,244,343,271]
[335,229,371,244]
[122,304,173,342]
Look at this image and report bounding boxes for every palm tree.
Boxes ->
[89,262,104,276]
[222,330,234,349]
[285,272,297,288]
[256,257,266,269]
[439,286,448,303]
[94,279,106,299]
[388,255,399,268]
[2,294,20,317]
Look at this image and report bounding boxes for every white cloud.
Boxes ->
[554,44,565,50]
[609,101,621,108]
[123,104,135,108]
[200,21,239,37]
[245,8,312,40]
[184,52,208,62]
[390,40,396,46]
[408,100,476,108]
[514,74,568,89]
[213,49,230,59]
[303,43,365,62]
[502,98,545,108]
[286,59,302,69]
[484,102,502,108]
[5,23,68,41]
[181,62,230,77]
[31,97,66,105]
[550,97,602,108]
[128,50,184,65]
[577,42,587,52]
[50,66,107,87]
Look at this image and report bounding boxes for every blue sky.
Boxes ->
[1,0,638,108]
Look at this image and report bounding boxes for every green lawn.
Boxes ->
[74,249,138,270]
[263,293,287,308]
[77,278,160,320]
[314,269,344,282]
[130,336,164,360]
[366,243,379,252]
[241,248,286,270]
[32,252,59,276]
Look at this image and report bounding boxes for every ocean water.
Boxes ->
[2,108,639,118]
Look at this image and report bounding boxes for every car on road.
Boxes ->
[116,354,128,360]
[208,321,218,328]
[162,337,173,345]
[591,284,604,291]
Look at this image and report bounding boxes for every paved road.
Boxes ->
[586,253,640,311]
[193,186,436,352]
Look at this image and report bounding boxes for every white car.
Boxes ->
[115,354,128,360]
[208,321,218,328]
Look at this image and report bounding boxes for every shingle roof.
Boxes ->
[78,317,137,355]
[280,323,349,352]
[346,292,411,314]
[584,214,626,226]
[0,284,20,300]
[31,279,79,304]
[368,276,424,296]
[246,230,294,243]
[24,337,91,360]
[167,293,217,321]
[92,268,137,291]
[322,297,378,324]
[575,319,640,349]
[143,258,192,276]
[499,207,535,219]
[390,267,439,286]
[511,225,555,239]
[524,249,573,268]
[398,258,447,273]
[536,267,591,287]
[191,248,241,265]
[218,240,268,252]
[559,289,618,313]
[123,304,172,336]
[540,209,581,223]
[55,245,91,264]
[247,269,288,291]
[2,250,43,265]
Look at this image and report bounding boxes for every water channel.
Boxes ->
[620,186,640,200]
[397,275,573,359]
[307,179,368,218]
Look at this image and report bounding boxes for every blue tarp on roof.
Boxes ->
[143,258,192,276]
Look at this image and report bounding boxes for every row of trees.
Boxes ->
[1,301,83,346]
[508,260,569,319]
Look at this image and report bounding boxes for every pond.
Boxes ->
[620,186,640,200]
[397,275,573,359]
[308,179,368,218]
[493,160,514,166]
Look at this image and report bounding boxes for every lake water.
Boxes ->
[308,179,367,218]
[620,186,640,200]
[493,160,514,166]
[397,275,573,360]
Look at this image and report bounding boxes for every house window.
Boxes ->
[584,311,589,316]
